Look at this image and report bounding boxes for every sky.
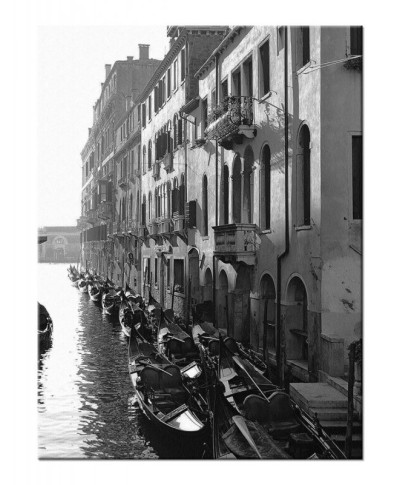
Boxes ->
[37,26,170,227]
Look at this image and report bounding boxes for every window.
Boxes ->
[142,103,146,128]
[297,27,310,69]
[350,27,362,55]
[154,86,158,113]
[174,259,184,291]
[148,192,152,222]
[180,49,186,82]
[277,27,285,54]
[148,140,152,169]
[223,165,229,224]
[166,258,171,289]
[141,195,146,225]
[173,60,177,90]
[167,68,171,98]
[202,175,208,236]
[142,146,146,174]
[221,79,228,103]
[259,40,270,97]
[144,257,150,284]
[211,89,216,109]
[352,135,362,219]
[260,145,271,230]
[154,257,158,286]
[202,97,208,133]
[148,95,152,120]
[243,56,253,98]
[232,69,241,97]
[296,125,311,226]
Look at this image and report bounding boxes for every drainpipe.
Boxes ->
[213,53,220,325]
[276,26,290,388]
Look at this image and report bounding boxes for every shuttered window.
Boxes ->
[259,40,270,97]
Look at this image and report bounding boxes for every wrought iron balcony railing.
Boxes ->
[97,201,113,220]
[205,96,256,148]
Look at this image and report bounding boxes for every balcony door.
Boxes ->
[232,155,242,223]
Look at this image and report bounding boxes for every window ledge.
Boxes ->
[297,61,312,75]
[295,225,311,232]
[260,229,271,235]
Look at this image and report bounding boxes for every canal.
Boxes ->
[38,263,203,459]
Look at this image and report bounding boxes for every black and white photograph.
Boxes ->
[9,0,400,481]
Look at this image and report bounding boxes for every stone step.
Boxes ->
[309,407,349,421]
[331,433,363,443]
[290,383,348,410]
[319,420,362,431]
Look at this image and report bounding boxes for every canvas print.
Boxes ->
[38,25,362,459]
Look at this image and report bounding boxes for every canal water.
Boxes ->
[38,263,203,459]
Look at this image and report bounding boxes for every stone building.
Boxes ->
[194,26,362,384]
[78,46,161,277]
[136,26,228,317]
[38,226,80,262]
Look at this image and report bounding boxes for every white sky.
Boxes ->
[37,26,169,226]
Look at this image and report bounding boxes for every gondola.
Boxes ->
[157,310,198,366]
[102,288,118,315]
[77,278,88,293]
[128,329,207,441]
[38,302,53,346]
[119,298,136,337]
[88,282,102,302]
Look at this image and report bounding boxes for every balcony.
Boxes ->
[172,213,185,233]
[118,174,128,190]
[138,225,148,239]
[86,209,98,225]
[112,221,122,236]
[213,223,257,265]
[158,218,172,235]
[127,219,138,237]
[97,201,113,220]
[204,96,256,149]
[77,216,88,229]
[148,219,159,238]
[152,162,160,179]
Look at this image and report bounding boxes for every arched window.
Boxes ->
[286,276,309,361]
[179,173,185,215]
[243,146,254,223]
[223,165,229,224]
[167,181,171,218]
[172,177,179,214]
[260,145,271,230]
[154,187,158,218]
[129,193,133,220]
[148,192,152,222]
[173,114,178,149]
[141,194,146,226]
[142,146,146,174]
[202,175,208,236]
[232,154,242,223]
[297,125,311,226]
[148,140,152,169]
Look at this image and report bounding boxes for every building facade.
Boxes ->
[78,26,362,386]
[38,226,81,262]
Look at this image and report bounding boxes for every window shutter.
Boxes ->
[177,119,183,145]
[187,200,197,228]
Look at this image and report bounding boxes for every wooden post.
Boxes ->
[345,343,355,458]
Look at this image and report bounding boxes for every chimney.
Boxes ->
[127,56,133,62]
[139,44,150,60]
[105,64,111,78]
[126,95,132,111]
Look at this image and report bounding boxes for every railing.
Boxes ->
[86,209,98,224]
[205,96,254,141]
[138,225,148,239]
[213,223,257,264]
[127,219,138,236]
[172,213,185,232]
[97,201,113,220]
[118,174,128,189]
[148,219,159,236]
[158,218,172,234]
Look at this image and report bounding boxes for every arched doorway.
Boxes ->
[260,274,276,358]
[217,270,228,332]
[234,265,251,343]
[203,267,213,302]
[54,247,65,261]
[243,146,254,223]
[286,276,309,362]
[188,248,200,304]
[296,125,311,226]
[232,154,241,223]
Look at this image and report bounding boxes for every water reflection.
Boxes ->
[38,263,203,459]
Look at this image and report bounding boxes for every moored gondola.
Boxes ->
[38,302,53,347]
[119,297,136,337]
[102,288,118,315]
[88,281,102,302]
[128,329,207,441]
